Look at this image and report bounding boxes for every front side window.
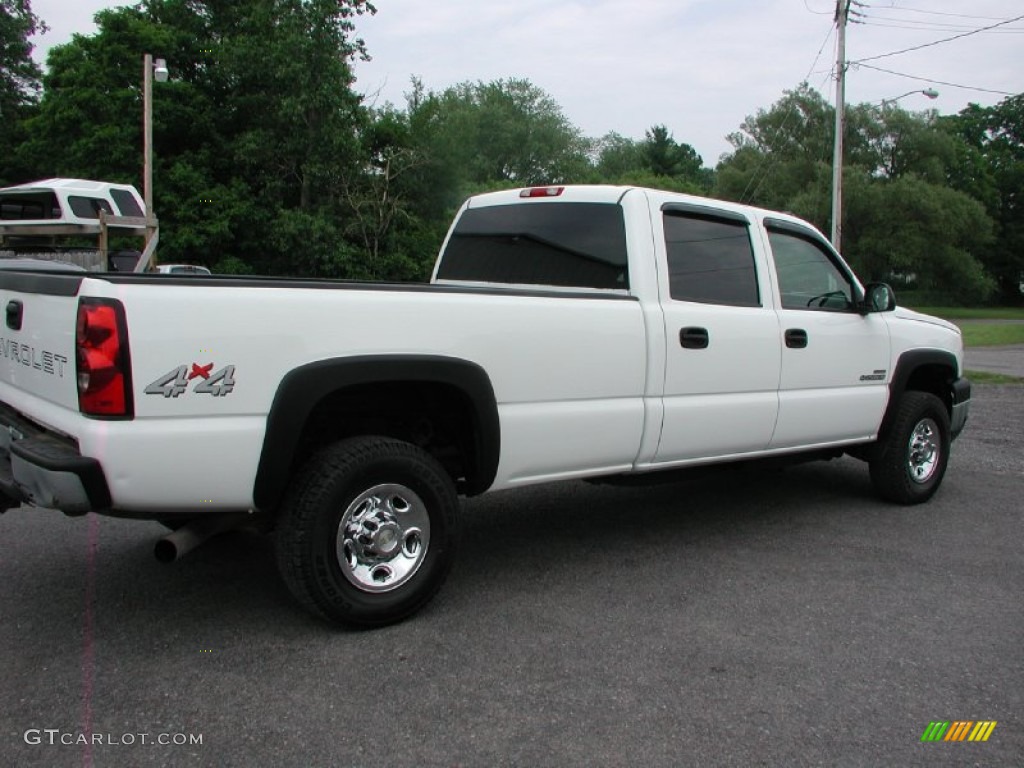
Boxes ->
[438,202,628,290]
[768,228,855,311]
[663,210,759,307]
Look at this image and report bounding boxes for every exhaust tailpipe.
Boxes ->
[154,513,253,563]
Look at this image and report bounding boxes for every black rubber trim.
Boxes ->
[763,217,832,245]
[0,405,112,509]
[0,270,84,296]
[879,349,958,437]
[951,376,971,405]
[253,355,501,511]
[662,202,751,224]
[68,273,637,301]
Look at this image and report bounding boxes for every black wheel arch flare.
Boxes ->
[880,348,959,439]
[252,355,501,512]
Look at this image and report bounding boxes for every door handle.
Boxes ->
[679,327,709,349]
[785,328,808,349]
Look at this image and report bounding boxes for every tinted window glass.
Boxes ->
[68,196,114,219]
[110,189,144,217]
[0,192,61,220]
[768,228,854,311]
[664,211,759,306]
[438,202,628,289]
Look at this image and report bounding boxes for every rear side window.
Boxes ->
[663,211,760,307]
[68,196,114,219]
[438,202,629,289]
[110,189,144,217]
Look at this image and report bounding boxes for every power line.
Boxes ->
[866,5,1015,22]
[804,0,833,15]
[739,23,836,204]
[858,21,1024,34]
[852,61,1017,97]
[854,13,1024,63]
[856,17,1024,33]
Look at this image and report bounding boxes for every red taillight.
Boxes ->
[520,186,564,198]
[76,299,133,418]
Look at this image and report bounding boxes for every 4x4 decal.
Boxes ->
[145,363,236,397]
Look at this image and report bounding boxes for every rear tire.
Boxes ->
[869,391,950,504]
[275,436,459,628]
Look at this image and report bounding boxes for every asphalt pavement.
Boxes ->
[1,385,1021,767]
[964,344,1024,378]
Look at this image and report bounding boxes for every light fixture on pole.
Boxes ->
[880,88,939,109]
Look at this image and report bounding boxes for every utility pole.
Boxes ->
[143,52,154,249]
[831,0,851,251]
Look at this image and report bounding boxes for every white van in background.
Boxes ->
[152,264,212,275]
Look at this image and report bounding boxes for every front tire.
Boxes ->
[869,392,951,504]
[275,437,459,628]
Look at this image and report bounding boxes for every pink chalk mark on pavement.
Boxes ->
[80,513,99,768]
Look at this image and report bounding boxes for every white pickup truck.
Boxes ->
[0,185,970,627]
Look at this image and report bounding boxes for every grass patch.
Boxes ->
[965,370,1024,385]
[959,323,1024,347]
[910,306,1024,320]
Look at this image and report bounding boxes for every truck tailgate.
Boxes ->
[0,271,82,412]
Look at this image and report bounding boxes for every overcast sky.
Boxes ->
[30,0,1024,164]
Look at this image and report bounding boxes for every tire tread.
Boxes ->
[275,436,458,627]
[869,391,950,505]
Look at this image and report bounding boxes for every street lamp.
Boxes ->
[143,54,168,257]
[880,88,939,109]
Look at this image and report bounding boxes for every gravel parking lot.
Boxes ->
[1,384,1021,767]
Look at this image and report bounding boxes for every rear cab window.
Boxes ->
[437,202,629,290]
[0,192,61,220]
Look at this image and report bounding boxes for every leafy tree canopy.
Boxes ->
[2,3,1018,302]
[716,83,1019,303]
[0,0,46,183]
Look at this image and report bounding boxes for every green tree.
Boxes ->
[0,0,46,183]
[810,172,994,303]
[717,84,998,302]
[409,78,590,194]
[591,132,644,180]
[717,83,844,210]
[19,0,375,275]
[643,124,704,184]
[945,95,1024,303]
[339,104,431,279]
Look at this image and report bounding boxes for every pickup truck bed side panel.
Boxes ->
[3,277,649,510]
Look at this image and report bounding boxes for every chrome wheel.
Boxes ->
[907,417,940,484]
[336,483,430,593]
